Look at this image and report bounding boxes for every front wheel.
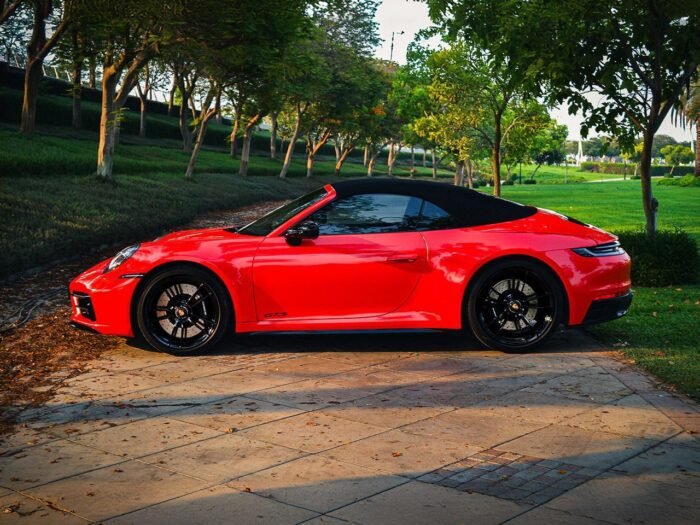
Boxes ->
[466,260,564,352]
[135,266,231,355]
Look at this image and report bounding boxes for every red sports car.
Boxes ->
[70,179,632,355]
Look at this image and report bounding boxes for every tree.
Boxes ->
[178,0,308,179]
[528,122,568,180]
[0,2,31,63]
[672,69,700,176]
[135,61,168,138]
[76,0,179,178]
[661,144,693,175]
[18,0,72,135]
[427,0,700,233]
[422,40,541,194]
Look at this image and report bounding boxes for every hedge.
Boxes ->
[615,230,699,286]
[581,161,694,177]
[657,174,700,187]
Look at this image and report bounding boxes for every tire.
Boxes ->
[465,259,565,352]
[135,265,232,355]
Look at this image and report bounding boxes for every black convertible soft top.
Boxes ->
[330,178,537,227]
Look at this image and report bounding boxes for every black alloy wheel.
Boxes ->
[136,266,231,355]
[466,259,564,352]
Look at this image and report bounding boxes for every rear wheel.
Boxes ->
[136,266,231,355]
[466,259,564,352]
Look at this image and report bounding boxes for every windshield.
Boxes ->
[235,188,328,236]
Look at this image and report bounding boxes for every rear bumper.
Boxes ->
[582,291,633,325]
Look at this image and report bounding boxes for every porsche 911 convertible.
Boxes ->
[70,178,632,354]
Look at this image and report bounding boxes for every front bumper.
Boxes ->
[582,291,633,325]
[69,259,141,337]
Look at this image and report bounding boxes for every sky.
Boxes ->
[374,0,695,143]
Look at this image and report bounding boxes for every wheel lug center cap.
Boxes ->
[175,306,188,318]
[509,301,521,312]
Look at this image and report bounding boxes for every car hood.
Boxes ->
[155,227,240,243]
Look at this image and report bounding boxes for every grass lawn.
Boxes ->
[502,163,625,184]
[497,180,700,243]
[589,286,700,402]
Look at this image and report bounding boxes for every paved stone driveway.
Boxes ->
[1,330,698,524]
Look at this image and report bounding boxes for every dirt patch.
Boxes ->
[0,200,284,432]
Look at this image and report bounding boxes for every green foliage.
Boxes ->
[660,144,694,173]
[523,179,536,185]
[580,161,694,177]
[614,230,698,286]
[658,174,700,187]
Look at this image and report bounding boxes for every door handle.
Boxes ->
[387,255,420,263]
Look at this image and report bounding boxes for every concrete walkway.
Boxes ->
[1,330,698,524]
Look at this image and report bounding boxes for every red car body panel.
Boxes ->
[69,181,631,339]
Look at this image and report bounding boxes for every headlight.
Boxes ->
[572,241,625,257]
[104,244,140,273]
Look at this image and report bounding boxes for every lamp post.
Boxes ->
[390,31,405,62]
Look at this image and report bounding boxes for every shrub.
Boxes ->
[523,179,537,184]
[502,179,514,186]
[658,174,700,187]
[614,230,699,286]
[581,161,694,177]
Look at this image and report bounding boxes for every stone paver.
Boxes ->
[3,331,698,524]
[104,485,318,524]
[329,480,523,524]
[230,455,407,513]
[140,434,305,483]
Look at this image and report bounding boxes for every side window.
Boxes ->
[413,199,461,231]
[310,194,422,235]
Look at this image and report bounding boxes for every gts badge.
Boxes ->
[264,312,288,319]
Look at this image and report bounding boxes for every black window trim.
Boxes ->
[304,192,462,236]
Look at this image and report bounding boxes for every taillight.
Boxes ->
[572,241,625,257]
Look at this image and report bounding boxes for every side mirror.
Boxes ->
[284,220,319,246]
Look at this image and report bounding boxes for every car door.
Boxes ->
[252,193,428,322]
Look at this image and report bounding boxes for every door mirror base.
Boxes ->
[284,221,320,246]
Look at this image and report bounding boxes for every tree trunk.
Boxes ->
[71,59,82,130]
[167,79,176,116]
[230,114,241,158]
[431,150,437,178]
[214,93,222,125]
[88,56,96,89]
[179,92,193,153]
[492,119,502,196]
[185,115,212,179]
[279,106,302,178]
[695,117,700,177]
[270,112,278,159]
[96,70,119,179]
[466,160,474,189]
[422,149,427,167]
[20,3,47,136]
[335,146,353,174]
[139,96,147,138]
[410,146,416,177]
[454,161,465,186]
[239,114,261,176]
[363,143,369,167]
[387,142,395,176]
[639,126,657,235]
[306,153,315,178]
[367,152,377,177]
[306,130,332,178]
[19,58,42,135]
